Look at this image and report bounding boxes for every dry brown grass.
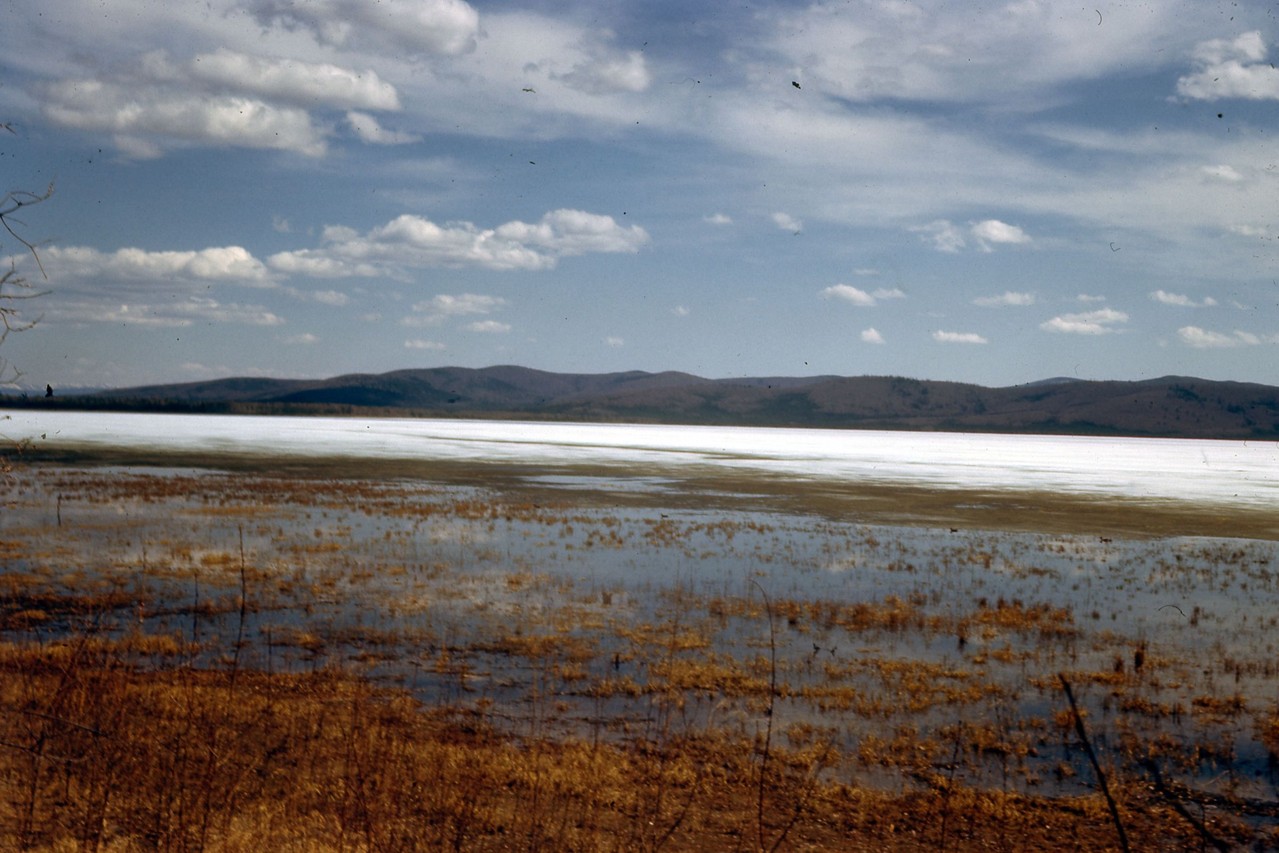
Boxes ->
[2,462,1278,850]
[0,629,1259,852]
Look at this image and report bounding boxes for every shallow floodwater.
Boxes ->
[5,409,1278,506]
[3,461,1278,805]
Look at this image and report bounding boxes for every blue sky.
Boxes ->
[3,0,1278,389]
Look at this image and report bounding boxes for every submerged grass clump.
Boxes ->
[0,462,1277,850]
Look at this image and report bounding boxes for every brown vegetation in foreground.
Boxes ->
[0,628,1267,852]
[1,465,1278,850]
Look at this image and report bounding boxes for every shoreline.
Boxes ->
[20,445,1279,541]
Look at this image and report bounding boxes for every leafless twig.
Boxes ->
[1058,674,1129,853]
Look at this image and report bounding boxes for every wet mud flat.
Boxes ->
[1,454,1278,850]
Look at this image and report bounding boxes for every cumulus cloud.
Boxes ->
[1040,308,1129,335]
[465,320,512,333]
[26,244,296,330]
[1177,32,1279,100]
[346,111,422,145]
[821,284,875,306]
[1177,326,1270,348]
[43,245,273,284]
[44,79,326,157]
[250,0,479,57]
[271,210,648,275]
[861,327,885,344]
[971,219,1031,250]
[974,291,1035,307]
[191,49,401,110]
[405,339,447,350]
[820,284,905,306]
[494,209,651,256]
[912,219,1031,253]
[772,212,803,233]
[704,213,733,226]
[672,305,690,317]
[266,252,381,279]
[40,46,410,157]
[933,330,988,344]
[1150,290,1217,307]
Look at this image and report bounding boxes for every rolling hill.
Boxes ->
[23,366,1279,439]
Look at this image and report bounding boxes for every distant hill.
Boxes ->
[17,365,1279,440]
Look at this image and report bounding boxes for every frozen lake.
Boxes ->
[5,409,1277,508]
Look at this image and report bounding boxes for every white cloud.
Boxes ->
[1177,32,1279,100]
[414,294,506,316]
[765,2,1191,106]
[494,209,651,256]
[406,293,507,326]
[43,79,326,157]
[270,210,648,275]
[40,44,407,158]
[1177,326,1270,348]
[970,219,1031,250]
[250,0,479,58]
[604,336,625,348]
[1040,308,1129,335]
[912,219,966,252]
[191,49,401,110]
[1191,31,1268,66]
[556,49,651,95]
[465,320,512,333]
[1150,290,1217,308]
[346,112,422,145]
[309,290,350,307]
[932,330,988,344]
[50,297,283,328]
[820,284,906,306]
[672,305,690,317]
[1201,164,1243,183]
[820,284,875,306]
[266,252,381,279]
[861,327,885,344]
[43,245,273,284]
[405,339,447,350]
[974,291,1035,307]
[772,212,803,233]
[911,218,1029,255]
[704,213,733,226]
[283,333,319,345]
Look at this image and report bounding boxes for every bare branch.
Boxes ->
[1,183,54,279]
[0,124,53,386]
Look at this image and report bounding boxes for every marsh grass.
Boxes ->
[0,463,1277,849]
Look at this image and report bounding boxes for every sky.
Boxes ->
[2,0,1279,390]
